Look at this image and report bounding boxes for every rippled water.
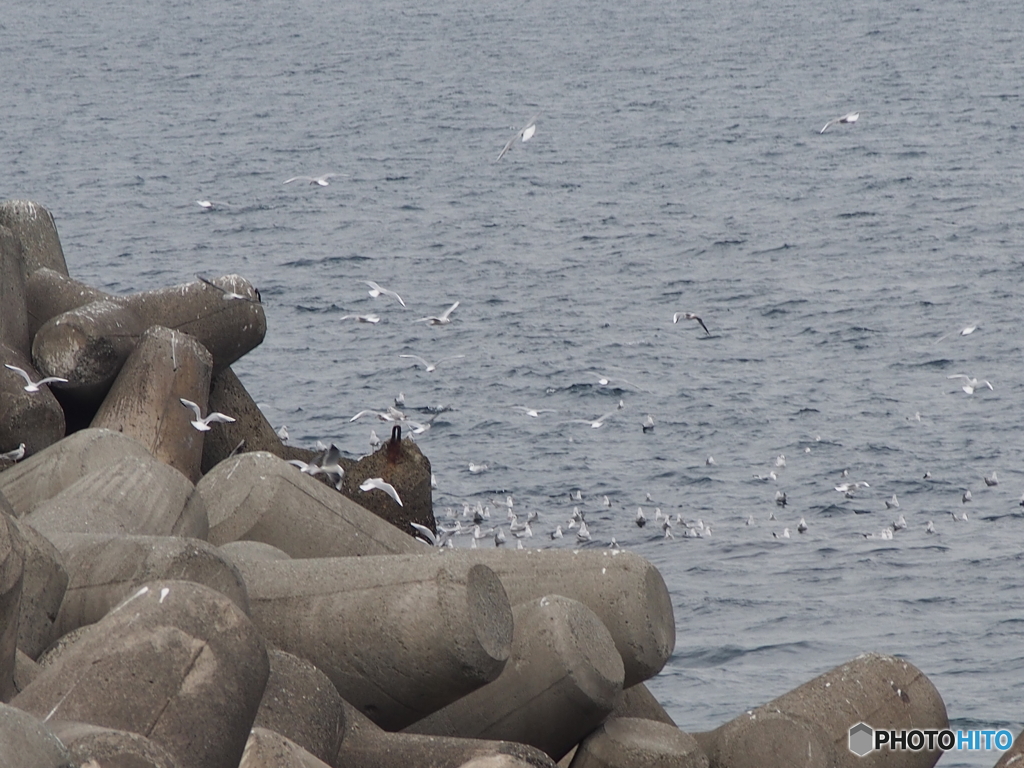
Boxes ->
[5,0,1024,763]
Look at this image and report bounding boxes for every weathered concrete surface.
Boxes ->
[0,224,31,354]
[31,273,265,408]
[407,595,624,761]
[253,649,345,766]
[610,682,678,726]
[235,554,513,730]
[21,455,208,540]
[198,451,417,557]
[692,653,947,768]
[0,201,68,277]
[24,267,109,340]
[0,428,153,517]
[13,579,269,768]
[239,727,334,768]
[437,548,675,687]
[0,510,26,702]
[47,720,179,768]
[995,730,1024,767]
[569,718,708,768]
[47,533,249,637]
[90,325,214,483]
[7,517,68,660]
[338,698,558,768]
[0,701,73,768]
[218,539,293,563]
[0,347,66,458]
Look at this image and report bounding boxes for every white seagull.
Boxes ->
[416,301,460,325]
[399,354,465,372]
[364,280,406,307]
[820,111,860,133]
[574,409,620,429]
[197,276,253,302]
[339,314,380,324]
[179,398,236,431]
[359,477,403,506]
[497,116,538,161]
[672,312,710,335]
[0,443,26,462]
[5,364,68,393]
[947,374,993,395]
[985,472,999,487]
[513,406,556,418]
[284,173,342,186]
[196,200,232,210]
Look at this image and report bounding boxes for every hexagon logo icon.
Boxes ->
[849,722,874,757]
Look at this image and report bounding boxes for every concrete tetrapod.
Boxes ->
[47,720,179,768]
[0,200,69,276]
[0,428,153,516]
[47,533,249,638]
[240,727,335,768]
[21,454,208,540]
[436,548,675,687]
[234,553,513,730]
[407,594,625,761]
[24,267,108,340]
[0,510,26,702]
[13,579,269,768]
[90,324,215,483]
[0,702,73,768]
[197,451,418,557]
[7,517,68,660]
[31,273,265,408]
[692,652,948,768]
[337,697,558,768]
[569,717,708,768]
[253,649,345,766]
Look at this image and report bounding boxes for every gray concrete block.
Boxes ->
[0,510,26,702]
[692,653,948,768]
[235,554,513,730]
[239,727,334,768]
[254,649,344,766]
[0,346,66,458]
[569,718,708,768]
[13,579,269,768]
[0,201,68,277]
[0,428,153,517]
[219,540,293,562]
[24,267,109,341]
[338,697,558,768]
[610,682,678,727]
[90,325,214,483]
[7,518,68,660]
[0,702,73,767]
[47,720,179,768]
[438,548,675,687]
[198,451,417,557]
[48,533,249,637]
[407,594,624,761]
[22,455,207,540]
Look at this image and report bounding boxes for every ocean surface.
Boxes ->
[5,0,1024,763]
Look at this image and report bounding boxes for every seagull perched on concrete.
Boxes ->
[360,477,403,506]
[364,280,406,307]
[820,111,859,133]
[672,312,710,335]
[399,354,465,372]
[497,116,538,161]
[197,275,255,302]
[179,398,236,431]
[4,364,68,393]
[415,301,460,325]
[0,443,26,462]
[284,173,342,186]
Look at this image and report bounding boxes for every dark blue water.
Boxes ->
[5,0,1024,763]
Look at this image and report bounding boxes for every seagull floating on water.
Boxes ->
[926,520,936,534]
[364,280,406,307]
[947,374,993,395]
[179,398,236,431]
[339,314,380,324]
[820,111,860,133]
[360,477,403,506]
[416,301,459,325]
[962,490,972,504]
[893,514,907,531]
[797,518,808,533]
[196,200,231,210]
[984,472,999,487]
[497,116,538,161]
[284,173,342,186]
[5,364,68,393]
[672,312,710,335]
[468,462,489,474]
[636,507,647,528]
[400,354,465,372]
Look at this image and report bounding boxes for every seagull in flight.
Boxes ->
[416,301,459,325]
[513,406,556,418]
[179,398,236,431]
[497,115,538,161]
[339,314,380,324]
[284,173,343,186]
[359,477,403,506]
[4,364,68,393]
[820,111,860,133]
[947,374,993,394]
[364,280,406,307]
[934,325,978,343]
[574,409,620,429]
[672,312,710,335]
[399,353,465,372]
[196,200,233,210]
